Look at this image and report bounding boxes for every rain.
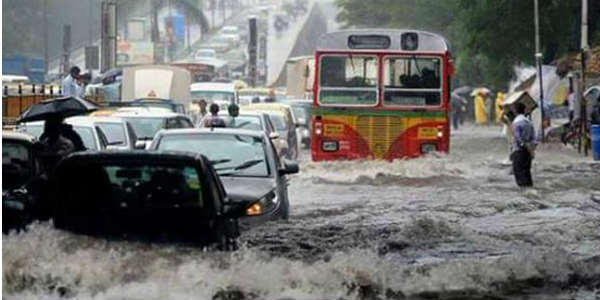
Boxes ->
[2,0,600,299]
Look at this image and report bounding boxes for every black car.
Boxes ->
[2,132,43,232]
[149,128,299,221]
[51,151,254,249]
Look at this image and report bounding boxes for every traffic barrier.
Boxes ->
[592,124,600,161]
[2,84,104,125]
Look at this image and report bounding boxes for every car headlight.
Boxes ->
[246,190,278,216]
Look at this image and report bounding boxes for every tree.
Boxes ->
[335,0,600,90]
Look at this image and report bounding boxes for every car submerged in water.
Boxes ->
[149,128,299,221]
[2,132,43,233]
[51,151,259,249]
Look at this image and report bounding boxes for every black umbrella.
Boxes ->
[18,96,99,123]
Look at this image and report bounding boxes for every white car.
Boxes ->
[17,118,109,151]
[111,110,194,149]
[194,49,217,61]
[84,116,138,150]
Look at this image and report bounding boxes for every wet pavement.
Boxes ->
[3,125,600,299]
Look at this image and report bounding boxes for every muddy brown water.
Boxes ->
[3,125,599,299]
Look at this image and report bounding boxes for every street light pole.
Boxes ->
[44,0,48,77]
[534,0,545,142]
[580,0,589,155]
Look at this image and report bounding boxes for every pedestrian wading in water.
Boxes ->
[510,102,536,188]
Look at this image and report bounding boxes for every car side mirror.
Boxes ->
[279,159,299,176]
[269,132,279,139]
[134,140,147,150]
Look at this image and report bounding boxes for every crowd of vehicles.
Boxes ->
[2,26,458,250]
[2,77,309,248]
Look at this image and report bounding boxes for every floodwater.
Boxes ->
[3,125,600,300]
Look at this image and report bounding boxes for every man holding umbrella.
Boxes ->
[19,96,99,172]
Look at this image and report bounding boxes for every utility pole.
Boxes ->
[43,0,48,77]
[580,0,589,155]
[151,0,160,63]
[534,0,545,142]
[101,0,117,71]
[248,17,257,87]
[62,24,72,75]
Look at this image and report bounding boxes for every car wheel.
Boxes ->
[214,219,239,251]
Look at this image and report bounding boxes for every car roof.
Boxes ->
[286,99,312,105]
[20,117,98,128]
[60,150,209,166]
[70,116,126,124]
[190,82,236,92]
[217,110,264,117]
[112,110,183,118]
[157,128,265,138]
[2,131,36,143]
[244,103,292,112]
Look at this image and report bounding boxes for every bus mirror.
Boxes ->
[448,59,456,76]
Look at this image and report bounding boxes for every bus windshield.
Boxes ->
[319,55,378,106]
[383,56,442,106]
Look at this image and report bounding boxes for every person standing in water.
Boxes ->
[511,103,536,188]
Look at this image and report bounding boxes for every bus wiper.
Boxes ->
[217,159,264,175]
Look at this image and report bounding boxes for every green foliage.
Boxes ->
[335,0,600,90]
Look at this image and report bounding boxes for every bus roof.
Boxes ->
[317,29,449,52]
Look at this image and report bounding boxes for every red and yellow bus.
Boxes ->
[311,29,453,161]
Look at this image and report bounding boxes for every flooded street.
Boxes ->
[3,125,599,300]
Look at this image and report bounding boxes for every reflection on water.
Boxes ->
[3,125,600,299]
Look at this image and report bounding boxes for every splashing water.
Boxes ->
[4,125,600,299]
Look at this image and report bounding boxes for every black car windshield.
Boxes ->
[65,163,203,208]
[124,117,165,140]
[268,113,288,131]
[157,134,270,177]
[96,122,127,146]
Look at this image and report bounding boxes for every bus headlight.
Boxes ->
[421,143,437,153]
[322,140,339,152]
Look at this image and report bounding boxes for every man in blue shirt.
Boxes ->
[511,102,536,187]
